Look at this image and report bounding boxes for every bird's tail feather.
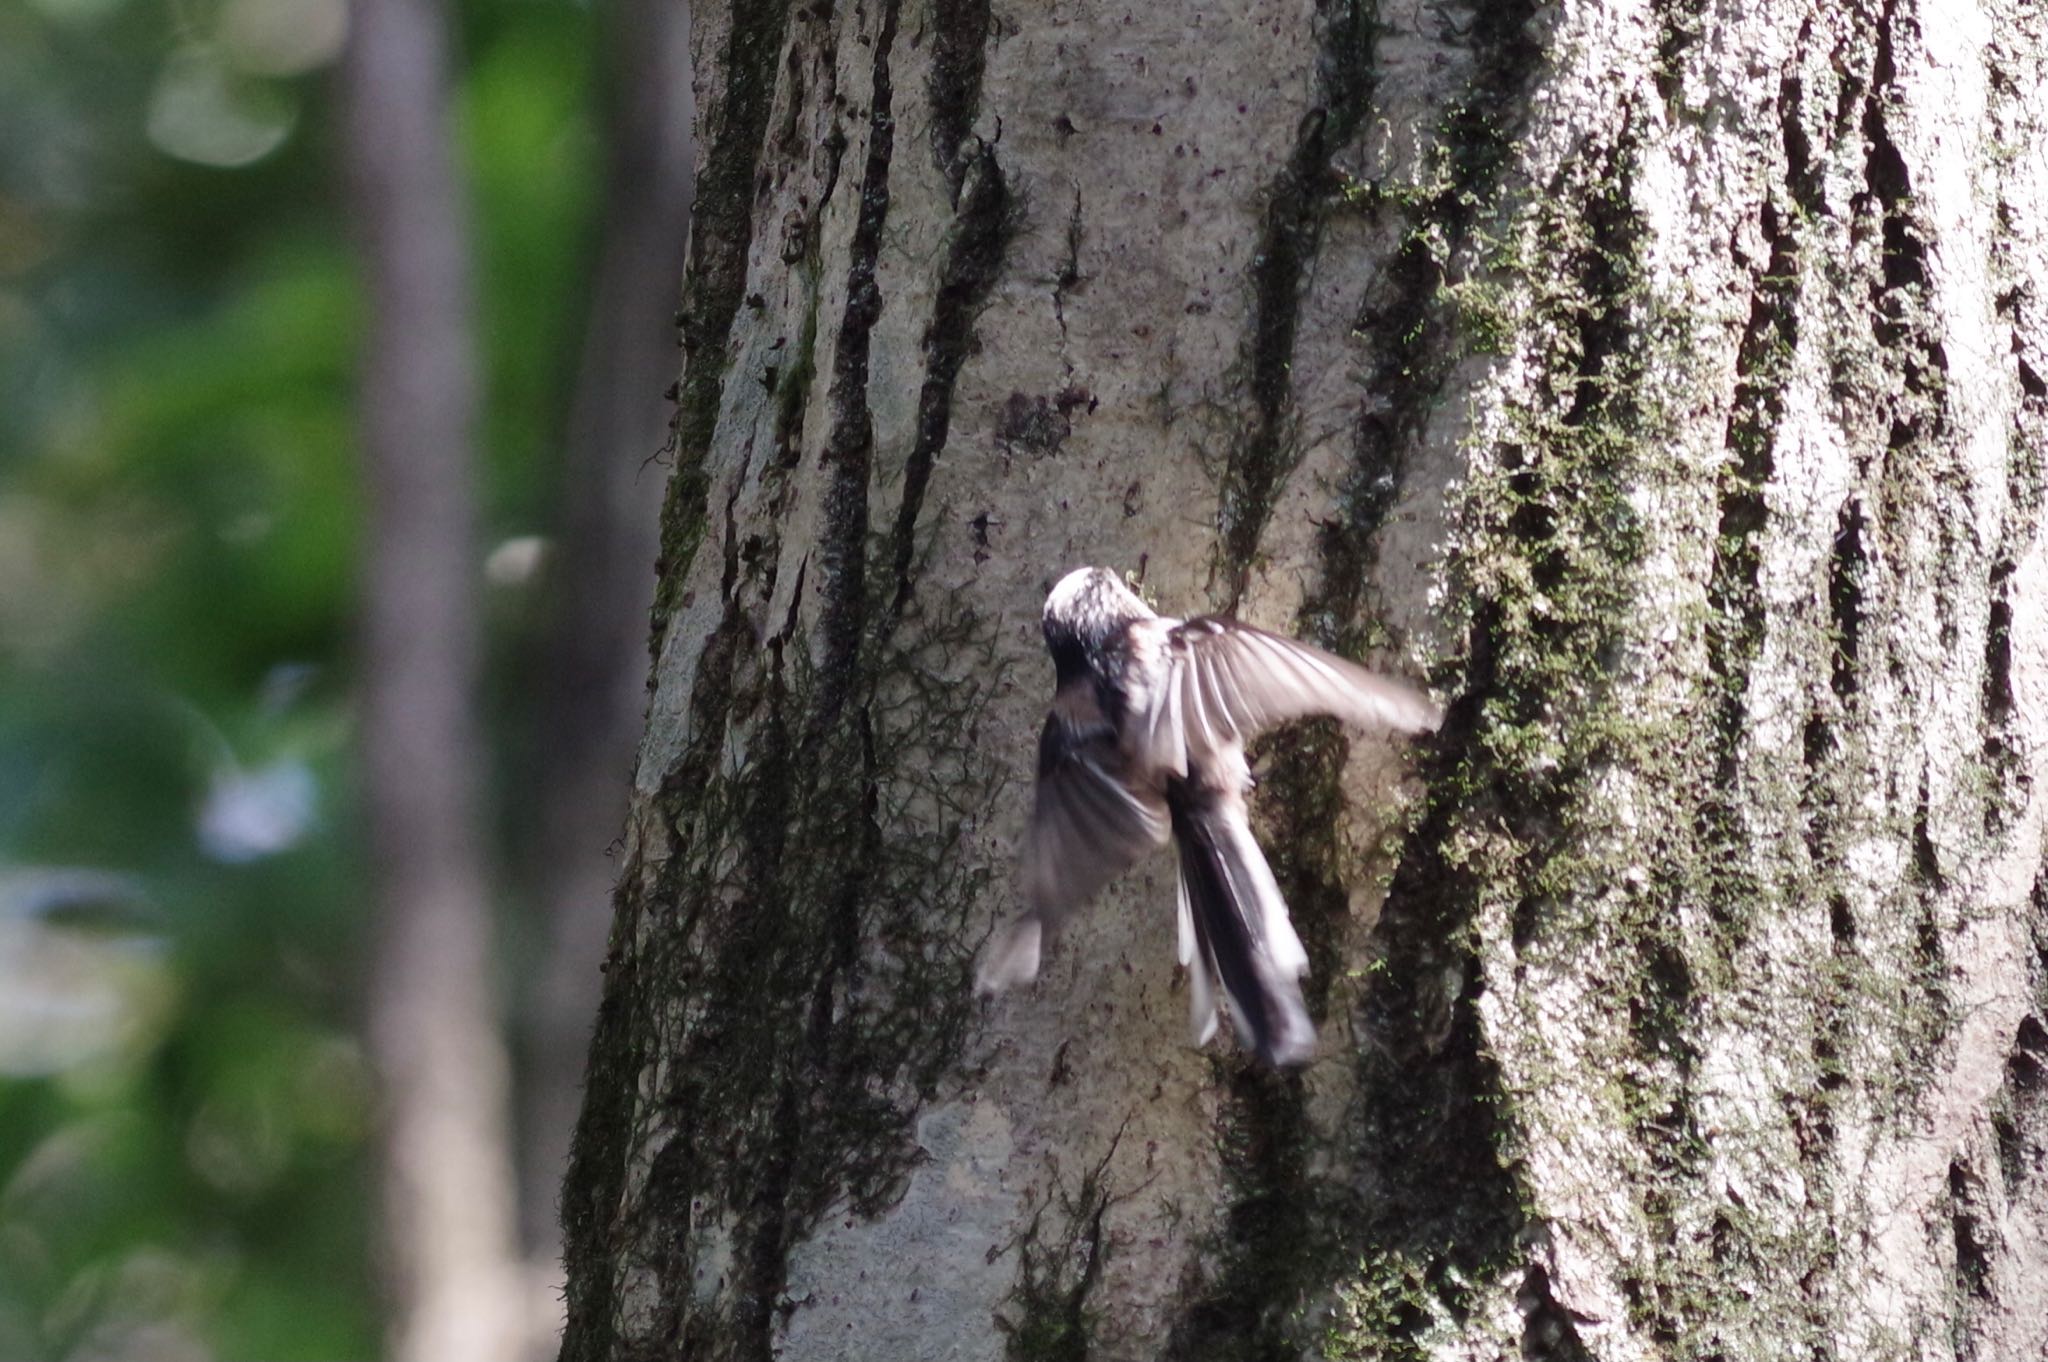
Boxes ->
[1171,791,1315,1066]
[1177,874,1219,1046]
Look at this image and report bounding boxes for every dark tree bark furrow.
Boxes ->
[1212,0,1382,606]
[1705,193,1797,785]
[648,0,795,651]
[887,144,1011,618]
[1169,4,1556,1356]
[567,4,1008,1356]
[890,24,1012,613]
[813,0,901,719]
[562,2,2048,1359]
[927,0,994,201]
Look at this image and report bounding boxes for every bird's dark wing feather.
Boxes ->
[1143,616,1440,771]
[1170,778,1314,1065]
[1022,689,1170,921]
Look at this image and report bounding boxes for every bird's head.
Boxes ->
[1041,567,1153,680]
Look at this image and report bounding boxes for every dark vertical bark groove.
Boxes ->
[1214,104,1335,599]
[1860,0,1951,492]
[1705,192,1798,786]
[1651,0,1709,105]
[715,645,801,1362]
[566,2,2048,1358]
[1802,4,1917,923]
[650,0,797,651]
[1171,5,1556,1358]
[888,0,1009,613]
[750,14,848,614]
[814,0,901,724]
[1312,0,1542,647]
[927,0,993,201]
[1214,0,1383,603]
[1983,555,2020,829]
[1827,500,1866,707]
[888,144,1012,617]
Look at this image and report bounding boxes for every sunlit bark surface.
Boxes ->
[562,1,2048,1358]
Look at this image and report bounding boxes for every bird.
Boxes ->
[977,566,1442,1066]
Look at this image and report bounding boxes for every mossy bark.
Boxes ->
[560,2,2048,1359]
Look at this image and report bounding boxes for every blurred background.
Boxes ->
[0,0,691,1356]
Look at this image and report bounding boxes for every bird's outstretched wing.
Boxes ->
[978,684,1169,992]
[1141,616,1440,775]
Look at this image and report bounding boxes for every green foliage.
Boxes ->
[0,0,603,1355]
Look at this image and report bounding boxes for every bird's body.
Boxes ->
[979,567,1441,1066]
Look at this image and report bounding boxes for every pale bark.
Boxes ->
[562,1,2048,1360]
[341,0,524,1358]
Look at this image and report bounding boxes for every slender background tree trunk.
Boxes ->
[562,1,2048,1358]
[341,1,525,1357]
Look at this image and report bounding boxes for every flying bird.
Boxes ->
[978,566,1441,1066]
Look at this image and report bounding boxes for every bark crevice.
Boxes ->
[651,0,798,651]
[566,1,2048,1356]
[888,142,1015,618]
[814,0,902,725]
[1178,4,1559,1356]
[927,0,994,202]
[1705,191,1798,790]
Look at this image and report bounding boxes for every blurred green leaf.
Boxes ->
[0,0,609,1355]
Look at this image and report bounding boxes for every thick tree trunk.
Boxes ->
[561,1,2048,1359]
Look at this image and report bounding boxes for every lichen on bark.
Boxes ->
[562,1,2048,1359]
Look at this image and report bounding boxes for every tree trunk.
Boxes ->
[341,0,525,1357]
[561,1,2048,1359]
